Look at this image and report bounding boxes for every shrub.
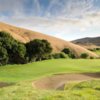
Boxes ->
[60,52,69,58]
[52,52,68,59]
[41,54,53,60]
[96,48,100,50]
[90,56,94,59]
[52,53,61,59]
[62,48,70,54]
[69,53,76,59]
[80,53,89,59]
[62,48,76,59]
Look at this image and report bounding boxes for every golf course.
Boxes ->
[0,1,100,99]
[0,59,100,100]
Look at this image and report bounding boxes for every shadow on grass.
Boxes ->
[0,82,15,88]
[82,72,100,78]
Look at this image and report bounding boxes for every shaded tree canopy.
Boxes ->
[80,53,89,59]
[26,39,53,61]
[0,46,8,65]
[0,31,27,64]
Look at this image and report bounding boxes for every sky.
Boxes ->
[0,0,100,40]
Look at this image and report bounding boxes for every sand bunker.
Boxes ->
[32,73,100,90]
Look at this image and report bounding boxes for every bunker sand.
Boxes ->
[33,73,100,90]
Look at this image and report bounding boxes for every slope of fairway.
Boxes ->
[0,59,100,82]
[0,22,98,57]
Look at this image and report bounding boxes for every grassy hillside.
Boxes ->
[0,22,98,57]
[0,59,100,82]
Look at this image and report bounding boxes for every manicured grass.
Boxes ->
[0,59,100,82]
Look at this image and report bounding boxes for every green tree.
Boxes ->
[0,31,27,64]
[26,39,52,61]
[0,31,14,50]
[0,46,8,65]
[11,43,27,64]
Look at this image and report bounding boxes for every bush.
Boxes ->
[60,52,69,58]
[62,48,70,54]
[41,54,53,60]
[96,48,100,50]
[80,53,89,59]
[62,48,76,59]
[69,53,76,59]
[90,56,94,59]
[52,52,68,59]
[52,53,61,59]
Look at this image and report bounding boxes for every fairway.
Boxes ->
[0,59,100,82]
[0,59,100,100]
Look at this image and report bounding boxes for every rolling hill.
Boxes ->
[72,37,100,49]
[0,22,98,58]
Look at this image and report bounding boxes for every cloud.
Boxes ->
[0,0,98,18]
[45,0,96,18]
[0,0,25,15]
[0,0,100,40]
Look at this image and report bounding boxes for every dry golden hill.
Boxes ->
[0,22,98,58]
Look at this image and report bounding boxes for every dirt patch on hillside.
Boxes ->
[0,82,14,88]
[32,73,100,90]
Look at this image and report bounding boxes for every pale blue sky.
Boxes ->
[0,0,100,40]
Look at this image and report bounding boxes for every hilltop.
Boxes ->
[72,37,100,49]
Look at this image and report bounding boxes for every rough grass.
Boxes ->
[0,80,100,100]
[0,59,100,82]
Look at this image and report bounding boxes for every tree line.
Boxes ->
[0,31,92,66]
